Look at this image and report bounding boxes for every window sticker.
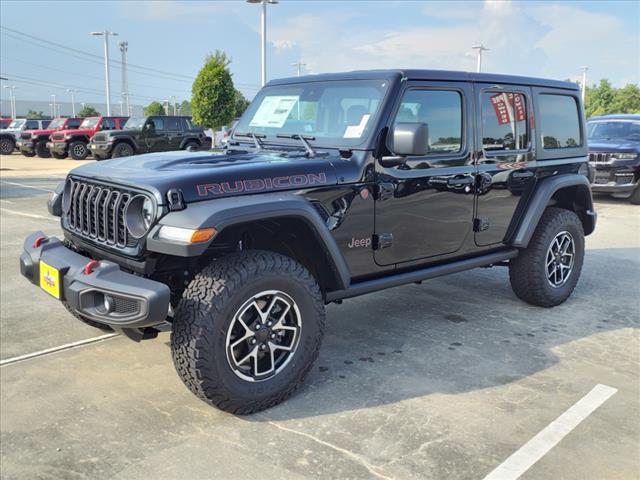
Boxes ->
[343,114,370,138]
[249,95,299,128]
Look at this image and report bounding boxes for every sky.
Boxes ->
[0,0,638,110]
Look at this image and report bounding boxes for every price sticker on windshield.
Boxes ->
[344,114,370,138]
[249,96,299,129]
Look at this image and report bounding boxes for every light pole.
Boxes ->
[50,94,57,118]
[90,30,118,115]
[3,85,18,118]
[472,44,489,73]
[119,41,130,115]
[580,66,589,103]
[66,88,77,116]
[247,0,278,87]
[291,60,306,77]
[169,95,177,115]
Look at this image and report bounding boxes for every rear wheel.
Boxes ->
[35,141,51,158]
[171,250,325,414]
[69,141,88,160]
[0,137,15,155]
[509,207,585,307]
[52,152,67,159]
[183,141,199,151]
[112,142,134,158]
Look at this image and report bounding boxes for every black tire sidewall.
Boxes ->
[69,141,88,160]
[35,141,51,158]
[0,138,15,155]
[113,143,134,157]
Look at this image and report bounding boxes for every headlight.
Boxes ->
[124,194,156,238]
[612,153,638,160]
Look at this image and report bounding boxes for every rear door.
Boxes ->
[474,84,536,246]
[374,81,476,266]
[165,117,183,150]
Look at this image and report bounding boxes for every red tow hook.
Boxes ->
[83,260,100,275]
[33,236,48,248]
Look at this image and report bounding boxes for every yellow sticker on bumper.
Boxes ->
[39,261,61,299]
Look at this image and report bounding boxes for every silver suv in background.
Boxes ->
[0,118,52,155]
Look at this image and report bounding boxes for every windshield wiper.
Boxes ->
[276,134,316,157]
[234,132,266,151]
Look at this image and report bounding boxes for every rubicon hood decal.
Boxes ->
[197,173,328,197]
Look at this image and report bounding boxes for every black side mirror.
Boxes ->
[391,122,429,156]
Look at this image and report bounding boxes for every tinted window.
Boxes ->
[150,118,164,131]
[482,92,528,151]
[166,118,180,131]
[181,118,192,131]
[539,94,581,149]
[25,120,39,129]
[392,89,463,154]
[101,118,116,130]
[41,120,51,128]
[587,121,640,141]
[68,119,82,128]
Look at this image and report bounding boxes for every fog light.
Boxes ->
[103,294,115,313]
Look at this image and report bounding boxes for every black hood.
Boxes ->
[69,150,351,205]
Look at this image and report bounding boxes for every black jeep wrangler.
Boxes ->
[20,70,596,414]
[88,115,211,160]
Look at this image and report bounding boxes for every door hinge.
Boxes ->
[473,217,490,232]
[374,182,395,201]
[373,233,394,249]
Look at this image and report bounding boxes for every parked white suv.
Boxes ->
[0,118,52,155]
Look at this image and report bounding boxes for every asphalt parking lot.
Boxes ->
[1,152,638,480]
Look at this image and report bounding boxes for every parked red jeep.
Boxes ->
[47,116,128,160]
[16,117,82,158]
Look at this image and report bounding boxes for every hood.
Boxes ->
[588,138,640,153]
[27,128,57,136]
[54,127,96,137]
[68,150,356,205]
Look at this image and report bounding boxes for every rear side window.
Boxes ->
[538,94,582,149]
[482,92,528,151]
[166,118,181,131]
[391,89,463,154]
[101,118,116,130]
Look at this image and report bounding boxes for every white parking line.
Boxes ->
[0,207,58,222]
[483,384,618,480]
[0,180,55,193]
[0,333,119,367]
[0,199,15,204]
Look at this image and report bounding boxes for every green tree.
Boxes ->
[179,100,192,116]
[77,105,100,117]
[234,89,250,118]
[144,101,166,116]
[191,50,235,129]
[25,110,45,119]
[612,84,640,113]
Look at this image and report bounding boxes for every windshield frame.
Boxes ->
[587,120,640,141]
[8,119,25,129]
[232,78,392,150]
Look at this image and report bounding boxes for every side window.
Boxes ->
[181,118,192,131]
[68,119,82,128]
[166,118,180,131]
[391,89,463,154]
[538,94,581,149]
[25,120,39,129]
[101,118,116,130]
[41,120,51,128]
[150,118,164,131]
[482,92,528,151]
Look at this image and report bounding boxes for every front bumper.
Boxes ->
[17,140,35,154]
[47,141,68,154]
[88,141,113,156]
[20,231,170,329]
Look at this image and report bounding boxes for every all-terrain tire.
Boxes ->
[62,301,114,331]
[22,150,36,158]
[35,141,51,158]
[629,185,640,205]
[52,152,67,159]
[171,250,325,414]
[183,141,199,151]
[509,207,585,307]
[0,137,15,155]
[112,142,134,158]
[69,141,89,160]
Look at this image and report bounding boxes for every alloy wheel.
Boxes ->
[545,231,575,288]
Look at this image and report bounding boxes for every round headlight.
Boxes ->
[125,195,156,238]
[62,178,74,213]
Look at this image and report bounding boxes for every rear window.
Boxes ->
[166,118,181,131]
[539,94,582,149]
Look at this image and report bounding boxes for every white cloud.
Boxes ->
[268,0,638,86]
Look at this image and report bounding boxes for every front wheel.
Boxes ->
[0,137,15,155]
[171,250,325,414]
[21,150,36,158]
[52,152,67,159]
[35,141,51,158]
[112,142,134,158]
[69,141,88,160]
[509,207,585,307]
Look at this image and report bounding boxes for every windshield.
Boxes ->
[48,118,65,130]
[8,119,25,129]
[587,121,640,141]
[233,79,389,147]
[80,117,100,129]
[124,117,147,130]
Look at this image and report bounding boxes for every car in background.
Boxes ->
[47,116,128,160]
[587,114,640,204]
[88,115,211,159]
[0,118,51,155]
[0,118,12,129]
[16,117,82,158]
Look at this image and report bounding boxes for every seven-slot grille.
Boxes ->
[20,132,32,140]
[588,152,612,164]
[65,179,132,248]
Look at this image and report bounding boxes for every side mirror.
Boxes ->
[391,122,429,156]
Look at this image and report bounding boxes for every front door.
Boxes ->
[143,117,168,152]
[374,82,476,266]
[474,84,536,246]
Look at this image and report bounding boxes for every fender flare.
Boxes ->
[112,137,139,152]
[67,135,91,144]
[510,174,596,248]
[146,193,351,290]
[179,137,201,149]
